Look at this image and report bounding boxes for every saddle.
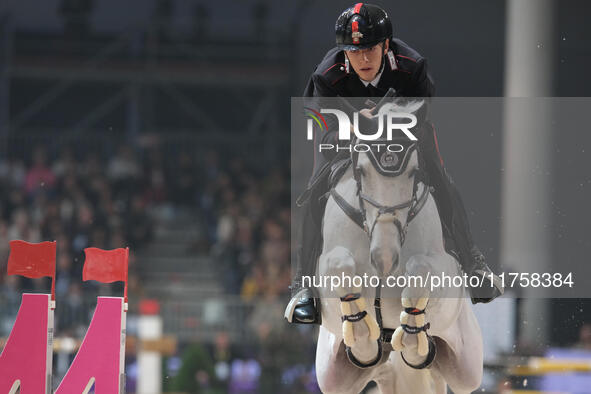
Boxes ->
[328,157,351,189]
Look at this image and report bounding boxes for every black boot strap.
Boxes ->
[342,310,367,322]
[401,322,430,335]
[404,307,425,315]
[340,293,361,302]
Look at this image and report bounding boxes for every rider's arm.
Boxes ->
[408,58,435,98]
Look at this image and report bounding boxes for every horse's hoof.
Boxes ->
[340,296,380,345]
[396,297,431,356]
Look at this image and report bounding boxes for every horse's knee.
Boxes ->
[405,254,434,276]
[319,246,356,277]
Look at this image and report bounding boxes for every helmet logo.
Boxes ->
[352,31,364,44]
[351,21,363,44]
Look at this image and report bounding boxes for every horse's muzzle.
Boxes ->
[371,248,399,277]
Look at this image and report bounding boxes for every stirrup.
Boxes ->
[470,269,504,304]
[464,246,504,303]
[284,288,320,324]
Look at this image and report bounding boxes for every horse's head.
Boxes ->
[352,100,425,277]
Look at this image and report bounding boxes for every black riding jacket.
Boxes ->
[304,38,434,98]
[303,38,436,181]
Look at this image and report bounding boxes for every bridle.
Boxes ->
[349,139,431,248]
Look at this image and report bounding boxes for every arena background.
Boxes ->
[0,0,590,392]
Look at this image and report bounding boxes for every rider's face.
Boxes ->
[345,40,389,82]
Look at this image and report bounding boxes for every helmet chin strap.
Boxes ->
[376,54,385,77]
[377,40,387,76]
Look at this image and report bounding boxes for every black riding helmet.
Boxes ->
[335,3,393,51]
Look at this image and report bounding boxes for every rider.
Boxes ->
[285,3,503,324]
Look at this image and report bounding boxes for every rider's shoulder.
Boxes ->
[390,38,427,72]
[312,47,348,87]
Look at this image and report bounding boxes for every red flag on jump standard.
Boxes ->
[83,247,128,284]
[7,240,56,278]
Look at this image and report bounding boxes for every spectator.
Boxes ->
[25,147,56,197]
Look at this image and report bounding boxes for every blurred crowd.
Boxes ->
[0,142,157,335]
[160,328,318,394]
[0,137,292,313]
[204,150,291,300]
[0,136,308,392]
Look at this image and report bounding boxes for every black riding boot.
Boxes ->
[420,124,503,303]
[284,174,328,324]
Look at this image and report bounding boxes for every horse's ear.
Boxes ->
[412,99,426,113]
[384,98,427,120]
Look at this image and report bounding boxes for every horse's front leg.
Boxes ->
[391,254,483,393]
[319,246,381,367]
[391,255,436,369]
